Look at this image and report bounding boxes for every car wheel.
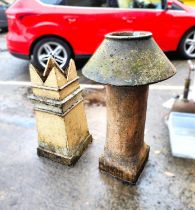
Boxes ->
[179,28,195,59]
[32,37,72,71]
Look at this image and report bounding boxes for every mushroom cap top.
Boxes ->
[82,31,176,86]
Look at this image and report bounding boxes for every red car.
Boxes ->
[6,0,195,70]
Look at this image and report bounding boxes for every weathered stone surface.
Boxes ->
[82,31,176,184]
[99,85,150,183]
[29,58,92,165]
[82,31,176,86]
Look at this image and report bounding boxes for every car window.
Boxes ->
[118,0,162,9]
[39,0,67,5]
[171,3,184,10]
[66,0,107,7]
[39,0,163,8]
[39,0,106,6]
[66,0,161,8]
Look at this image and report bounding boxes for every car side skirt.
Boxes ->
[10,52,30,60]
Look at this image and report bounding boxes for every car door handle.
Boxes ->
[122,16,136,23]
[64,17,77,23]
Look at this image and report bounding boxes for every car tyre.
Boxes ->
[179,28,195,59]
[0,27,8,33]
[32,37,72,71]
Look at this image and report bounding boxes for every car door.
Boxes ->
[113,0,167,49]
[62,1,130,54]
[156,1,191,51]
[111,0,189,52]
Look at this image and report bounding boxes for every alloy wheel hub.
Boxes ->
[37,42,68,68]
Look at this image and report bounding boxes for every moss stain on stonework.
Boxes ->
[82,32,176,86]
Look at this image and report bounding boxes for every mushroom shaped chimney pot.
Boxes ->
[82,31,176,86]
[82,31,176,184]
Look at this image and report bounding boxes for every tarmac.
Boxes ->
[0,32,195,210]
[0,82,194,210]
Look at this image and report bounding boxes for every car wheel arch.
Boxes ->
[177,26,195,50]
[30,35,74,59]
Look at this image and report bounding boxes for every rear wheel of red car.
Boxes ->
[32,37,72,70]
[179,28,195,59]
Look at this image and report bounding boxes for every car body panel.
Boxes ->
[6,0,195,58]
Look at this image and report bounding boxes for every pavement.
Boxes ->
[0,31,195,210]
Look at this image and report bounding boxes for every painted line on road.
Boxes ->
[0,81,31,86]
[0,114,35,129]
[0,81,105,89]
[0,81,104,89]
[0,80,183,90]
[150,85,183,90]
